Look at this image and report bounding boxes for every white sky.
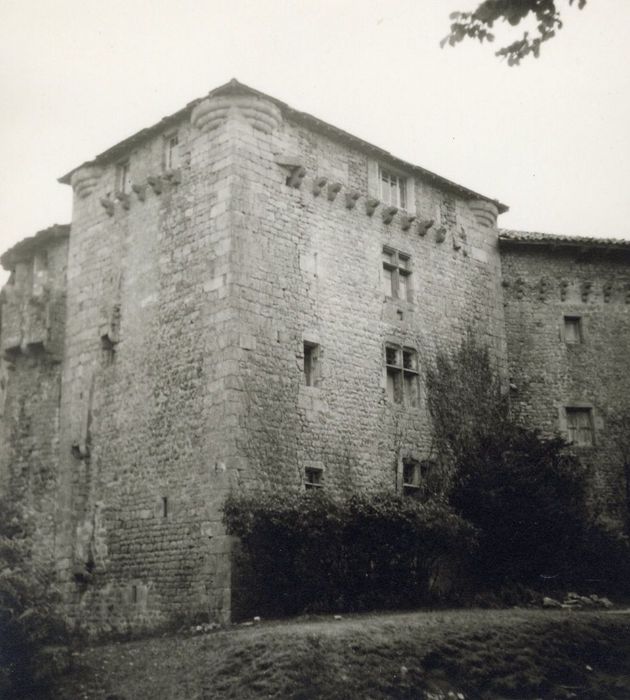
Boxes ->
[1,0,629,285]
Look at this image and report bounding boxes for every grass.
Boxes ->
[54,608,630,699]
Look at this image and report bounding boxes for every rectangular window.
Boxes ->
[382,247,412,301]
[564,316,582,344]
[379,167,407,209]
[117,161,131,194]
[164,133,179,170]
[303,342,320,387]
[566,407,594,446]
[385,345,419,407]
[304,466,324,489]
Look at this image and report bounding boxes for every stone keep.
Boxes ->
[0,80,628,631]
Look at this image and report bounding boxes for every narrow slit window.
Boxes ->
[165,133,179,170]
[162,497,168,518]
[117,161,131,194]
[303,342,320,387]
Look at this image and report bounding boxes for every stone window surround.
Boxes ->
[368,160,416,215]
[558,403,598,448]
[304,462,324,490]
[561,314,585,345]
[116,160,131,195]
[163,131,179,170]
[384,343,420,408]
[382,246,412,302]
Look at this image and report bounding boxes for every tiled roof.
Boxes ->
[58,79,507,213]
[499,229,630,250]
[0,224,70,270]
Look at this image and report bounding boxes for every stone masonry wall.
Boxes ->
[0,232,68,566]
[500,242,630,525]
[53,106,249,632]
[226,96,508,502]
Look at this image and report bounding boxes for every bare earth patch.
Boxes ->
[54,608,630,699]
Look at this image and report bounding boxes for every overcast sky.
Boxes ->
[1,0,629,285]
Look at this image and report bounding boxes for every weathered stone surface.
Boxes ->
[0,81,628,634]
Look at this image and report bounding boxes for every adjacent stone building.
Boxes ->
[1,80,628,631]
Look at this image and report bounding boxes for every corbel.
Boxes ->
[400,214,416,231]
[435,226,446,243]
[286,166,306,189]
[312,177,328,197]
[538,278,549,301]
[559,280,569,301]
[416,218,434,236]
[163,168,182,185]
[452,235,462,251]
[381,206,398,224]
[71,442,90,460]
[326,182,342,202]
[365,198,380,216]
[603,281,613,303]
[344,191,360,209]
[581,280,592,302]
[132,183,147,202]
[114,191,131,210]
[147,176,163,195]
[515,277,526,300]
[100,198,115,217]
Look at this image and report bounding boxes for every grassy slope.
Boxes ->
[56,609,630,700]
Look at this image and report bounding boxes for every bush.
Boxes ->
[224,490,477,617]
[0,498,67,699]
[427,332,630,594]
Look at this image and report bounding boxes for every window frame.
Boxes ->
[385,343,420,408]
[303,341,321,387]
[563,315,583,345]
[382,247,412,302]
[164,131,179,170]
[116,160,131,194]
[304,465,324,490]
[379,166,407,209]
[565,406,595,447]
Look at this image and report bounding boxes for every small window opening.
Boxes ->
[564,316,582,344]
[162,496,168,518]
[117,161,131,194]
[165,133,179,170]
[131,584,138,604]
[304,342,320,387]
[379,167,407,209]
[566,407,594,446]
[304,466,324,489]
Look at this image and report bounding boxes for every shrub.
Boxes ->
[0,497,67,699]
[427,332,630,593]
[224,489,477,617]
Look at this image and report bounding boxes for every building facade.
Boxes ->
[1,81,628,631]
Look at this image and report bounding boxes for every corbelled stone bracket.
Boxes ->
[147,176,163,195]
[100,198,115,216]
[435,227,446,243]
[417,219,434,236]
[515,278,526,300]
[115,191,131,210]
[286,166,306,189]
[312,177,328,197]
[326,182,342,202]
[365,198,380,216]
[538,278,549,301]
[603,281,613,303]
[581,280,592,302]
[559,280,569,301]
[163,168,182,185]
[400,214,416,231]
[382,206,398,224]
[345,191,360,209]
[132,183,147,202]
